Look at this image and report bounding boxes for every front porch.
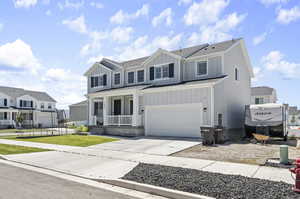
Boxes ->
[88,89,143,127]
[0,109,35,128]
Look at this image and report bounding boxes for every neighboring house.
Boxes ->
[289,106,300,126]
[69,100,88,125]
[251,86,277,104]
[0,86,57,128]
[84,38,253,138]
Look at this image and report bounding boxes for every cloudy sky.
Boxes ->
[0,0,299,109]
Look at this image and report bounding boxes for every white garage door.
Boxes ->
[145,103,203,138]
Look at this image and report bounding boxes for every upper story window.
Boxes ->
[0,98,7,107]
[114,73,121,85]
[137,70,144,83]
[196,61,208,76]
[48,103,52,109]
[91,74,107,88]
[255,97,264,104]
[235,67,239,81]
[128,71,135,84]
[150,63,174,81]
[20,100,33,108]
[41,103,45,109]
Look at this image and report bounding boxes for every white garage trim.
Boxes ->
[145,103,203,138]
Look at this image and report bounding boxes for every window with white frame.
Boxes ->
[19,100,33,108]
[155,64,169,79]
[0,112,8,120]
[137,70,144,83]
[235,67,239,81]
[196,61,207,76]
[0,98,7,107]
[114,73,120,85]
[255,97,264,104]
[48,103,52,109]
[91,75,107,88]
[128,71,135,84]
[41,103,45,109]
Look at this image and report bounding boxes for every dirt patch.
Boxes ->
[173,139,300,165]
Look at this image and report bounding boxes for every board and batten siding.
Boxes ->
[87,65,112,94]
[183,56,222,81]
[143,87,211,126]
[70,105,88,122]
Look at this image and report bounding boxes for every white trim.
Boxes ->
[210,86,214,127]
[195,59,208,77]
[186,52,224,61]
[90,73,105,89]
[102,58,122,69]
[84,62,112,76]
[126,70,136,85]
[142,48,182,66]
[151,62,173,81]
[221,54,225,74]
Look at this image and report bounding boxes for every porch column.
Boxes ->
[132,92,140,126]
[103,96,109,126]
[88,97,94,125]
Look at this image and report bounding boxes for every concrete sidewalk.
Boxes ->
[1,138,294,184]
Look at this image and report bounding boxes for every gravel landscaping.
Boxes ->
[123,163,299,199]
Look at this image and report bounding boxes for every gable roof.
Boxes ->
[251,86,275,96]
[0,86,56,102]
[69,100,87,107]
[84,38,250,74]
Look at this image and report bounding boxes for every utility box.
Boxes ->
[201,127,215,145]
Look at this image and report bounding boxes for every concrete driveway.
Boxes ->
[88,136,200,156]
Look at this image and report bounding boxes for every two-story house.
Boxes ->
[0,86,57,128]
[85,38,254,138]
[251,86,277,104]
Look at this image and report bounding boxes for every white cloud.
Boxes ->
[111,27,134,43]
[262,51,300,78]
[117,34,182,61]
[178,0,192,6]
[13,0,37,8]
[188,12,247,44]
[183,0,229,26]
[45,68,73,81]
[90,2,103,9]
[80,31,109,56]
[58,0,84,10]
[152,8,173,27]
[87,55,104,64]
[259,0,289,6]
[253,32,268,45]
[110,4,149,24]
[45,10,52,16]
[62,15,87,34]
[252,67,264,82]
[277,6,300,24]
[0,39,41,73]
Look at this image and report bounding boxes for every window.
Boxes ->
[0,98,7,107]
[155,64,169,79]
[196,61,207,76]
[48,103,52,109]
[20,100,33,108]
[235,67,239,81]
[137,70,144,83]
[91,74,107,88]
[255,97,264,104]
[0,112,8,120]
[129,100,133,115]
[94,101,103,116]
[128,71,135,84]
[41,103,45,109]
[114,73,121,85]
[218,113,223,126]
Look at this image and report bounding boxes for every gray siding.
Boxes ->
[184,56,223,81]
[70,105,88,122]
[143,87,211,126]
[222,44,251,129]
[87,65,112,93]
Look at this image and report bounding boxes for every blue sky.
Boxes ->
[0,0,299,109]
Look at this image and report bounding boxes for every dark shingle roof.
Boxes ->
[0,86,56,102]
[251,86,275,96]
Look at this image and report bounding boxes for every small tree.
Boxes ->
[15,112,24,128]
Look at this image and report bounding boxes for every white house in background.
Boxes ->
[289,106,300,126]
[0,86,57,128]
[69,100,88,126]
[251,86,277,104]
[85,38,254,138]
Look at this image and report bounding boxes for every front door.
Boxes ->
[113,99,122,115]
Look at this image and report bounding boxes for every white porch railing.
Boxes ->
[0,120,14,126]
[106,115,132,126]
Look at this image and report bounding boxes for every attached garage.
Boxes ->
[145,103,203,138]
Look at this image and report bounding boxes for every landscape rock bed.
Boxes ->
[122,163,299,199]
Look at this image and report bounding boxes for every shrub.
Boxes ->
[81,126,89,132]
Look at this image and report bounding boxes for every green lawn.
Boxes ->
[4,135,118,147]
[0,143,49,155]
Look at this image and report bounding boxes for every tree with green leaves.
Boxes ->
[15,112,24,128]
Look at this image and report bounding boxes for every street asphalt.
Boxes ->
[0,163,132,199]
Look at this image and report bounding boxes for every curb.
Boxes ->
[0,155,7,160]
[99,178,213,199]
